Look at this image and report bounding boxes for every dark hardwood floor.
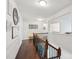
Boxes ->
[16,39,40,59]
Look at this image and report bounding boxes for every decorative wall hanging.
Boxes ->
[29,24,38,29]
[13,8,19,25]
[43,26,46,30]
[12,26,19,39]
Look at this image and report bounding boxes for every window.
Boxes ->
[50,23,60,32]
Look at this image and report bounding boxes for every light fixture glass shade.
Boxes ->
[40,0,47,7]
[37,18,44,21]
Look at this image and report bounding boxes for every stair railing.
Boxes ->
[33,33,61,59]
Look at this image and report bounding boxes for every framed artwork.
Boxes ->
[29,24,38,29]
[13,8,19,25]
[12,26,19,39]
[43,27,46,30]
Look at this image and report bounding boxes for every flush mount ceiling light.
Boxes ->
[39,0,47,7]
[37,18,44,21]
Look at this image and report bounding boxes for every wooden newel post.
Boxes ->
[57,47,61,59]
[44,39,48,59]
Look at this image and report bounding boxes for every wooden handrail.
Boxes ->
[35,33,58,50]
[32,33,61,59]
[36,32,48,34]
[34,36,58,50]
[48,43,58,50]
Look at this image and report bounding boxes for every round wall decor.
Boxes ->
[13,8,19,25]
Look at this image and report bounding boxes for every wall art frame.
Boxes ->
[13,8,19,25]
[12,26,19,39]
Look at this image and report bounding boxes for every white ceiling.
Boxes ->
[14,0,72,21]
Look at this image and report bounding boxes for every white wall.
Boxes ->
[23,21,48,39]
[48,5,72,53]
[6,0,23,59]
[48,32,72,53]
[49,13,72,33]
[48,5,72,33]
[60,13,72,33]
